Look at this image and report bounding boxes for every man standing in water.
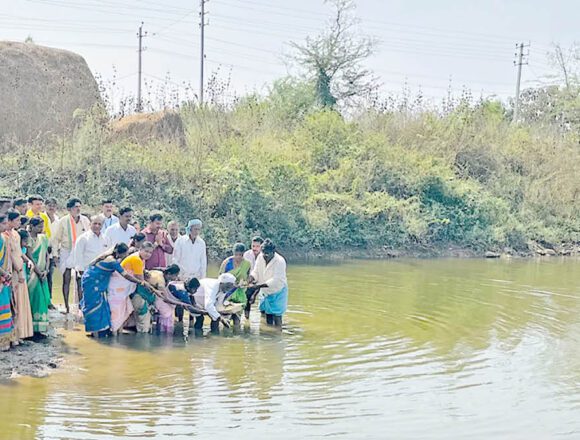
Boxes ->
[104,207,137,247]
[101,199,118,232]
[243,236,264,270]
[248,239,288,328]
[52,198,90,313]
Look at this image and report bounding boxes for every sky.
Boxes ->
[1,0,577,109]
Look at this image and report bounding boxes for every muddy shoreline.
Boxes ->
[0,310,74,381]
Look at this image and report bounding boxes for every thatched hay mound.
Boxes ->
[0,41,101,146]
[110,110,186,146]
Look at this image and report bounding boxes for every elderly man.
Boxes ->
[104,207,137,247]
[172,219,207,281]
[165,220,181,265]
[51,198,90,313]
[248,239,288,328]
[174,273,234,333]
[74,215,109,275]
[142,213,173,270]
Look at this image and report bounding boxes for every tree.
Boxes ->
[546,43,579,91]
[288,0,378,109]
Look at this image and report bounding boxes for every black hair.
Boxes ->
[29,216,44,227]
[45,197,58,205]
[252,236,264,244]
[20,217,29,227]
[119,207,133,216]
[262,238,276,252]
[163,264,181,276]
[132,232,146,243]
[27,195,44,203]
[102,199,113,205]
[185,277,200,291]
[7,209,20,221]
[113,242,129,257]
[13,198,27,207]
[233,242,246,253]
[149,213,163,222]
[18,229,30,241]
[0,214,6,223]
[66,198,82,209]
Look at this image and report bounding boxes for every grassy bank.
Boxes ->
[1,81,579,259]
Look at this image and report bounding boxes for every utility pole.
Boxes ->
[513,42,529,123]
[137,22,147,113]
[199,0,208,105]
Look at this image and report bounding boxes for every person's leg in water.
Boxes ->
[62,268,72,313]
[76,272,83,303]
[210,319,220,334]
[273,315,283,328]
[266,313,274,325]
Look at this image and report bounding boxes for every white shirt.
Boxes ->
[243,249,260,270]
[102,214,119,232]
[198,278,222,321]
[173,235,207,279]
[104,222,137,247]
[51,214,91,253]
[165,233,180,266]
[74,230,109,271]
[250,252,287,295]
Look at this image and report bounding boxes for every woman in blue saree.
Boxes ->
[81,243,151,337]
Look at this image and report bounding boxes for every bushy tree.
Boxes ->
[288,0,378,109]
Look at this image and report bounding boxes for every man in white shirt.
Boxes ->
[101,199,119,232]
[51,198,91,313]
[195,273,235,332]
[165,220,181,265]
[74,215,109,274]
[248,239,288,328]
[173,219,207,280]
[243,236,263,270]
[104,207,136,247]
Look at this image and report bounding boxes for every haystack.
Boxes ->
[110,110,186,146]
[0,41,101,146]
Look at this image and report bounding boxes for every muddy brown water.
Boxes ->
[1,258,580,439]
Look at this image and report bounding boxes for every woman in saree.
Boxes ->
[81,243,151,337]
[107,242,154,334]
[219,242,251,326]
[0,214,14,351]
[6,210,33,342]
[26,216,51,338]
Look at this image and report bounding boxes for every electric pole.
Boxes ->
[137,22,147,113]
[513,42,529,123]
[199,0,208,105]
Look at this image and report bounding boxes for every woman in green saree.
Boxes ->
[26,217,51,336]
[219,243,251,326]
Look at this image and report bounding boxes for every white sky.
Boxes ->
[1,0,576,107]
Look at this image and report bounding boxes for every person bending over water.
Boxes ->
[247,239,288,328]
[81,243,153,337]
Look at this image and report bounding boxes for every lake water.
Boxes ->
[1,258,580,439]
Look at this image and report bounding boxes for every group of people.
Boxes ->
[0,195,288,350]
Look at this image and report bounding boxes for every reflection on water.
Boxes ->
[2,258,580,439]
